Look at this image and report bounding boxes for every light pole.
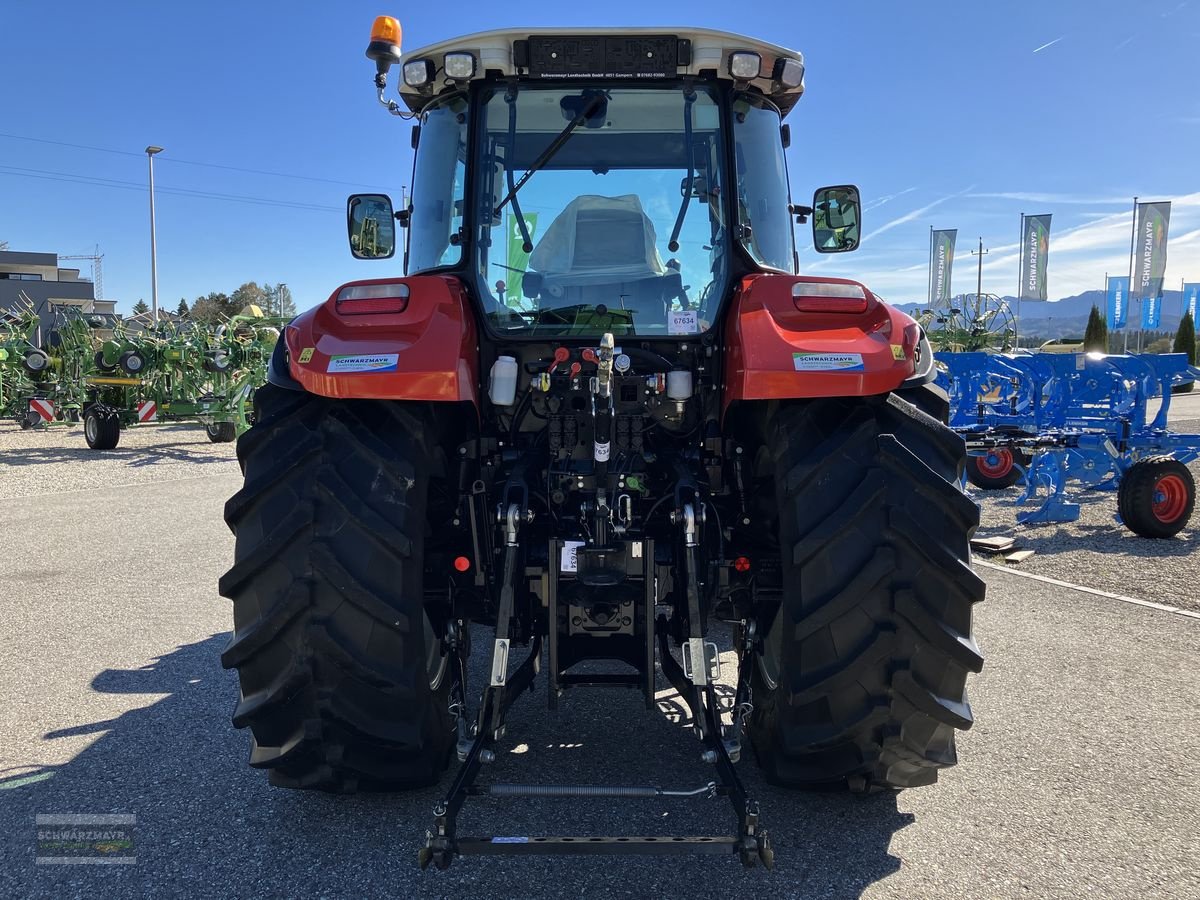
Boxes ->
[146,146,164,323]
[277,282,287,317]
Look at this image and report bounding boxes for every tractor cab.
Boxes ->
[350,24,860,338]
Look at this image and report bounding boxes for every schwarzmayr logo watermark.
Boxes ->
[36,814,136,865]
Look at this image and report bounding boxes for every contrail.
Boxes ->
[1033,36,1064,53]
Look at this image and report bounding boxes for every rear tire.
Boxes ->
[206,422,237,443]
[1118,456,1195,538]
[84,406,121,450]
[219,383,454,792]
[748,394,985,790]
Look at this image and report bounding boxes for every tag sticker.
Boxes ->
[297,347,314,364]
[560,540,585,573]
[891,344,907,361]
[792,352,865,372]
[594,441,611,462]
[668,309,699,335]
[327,353,399,373]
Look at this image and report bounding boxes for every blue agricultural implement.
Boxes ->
[937,350,1200,537]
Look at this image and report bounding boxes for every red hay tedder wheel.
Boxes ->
[1118,457,1195,538]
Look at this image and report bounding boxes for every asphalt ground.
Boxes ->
[1,425,1198,898]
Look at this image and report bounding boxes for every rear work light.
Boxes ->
[729,51,762,80]
[443,52,476,81]
[403,58,435,87]
[336,282,410,315]
[792,281,869,314]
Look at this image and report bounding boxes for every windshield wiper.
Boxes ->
[494,90,608,230]
[667,88,696,254]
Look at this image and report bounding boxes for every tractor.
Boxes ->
[220,20,985,869]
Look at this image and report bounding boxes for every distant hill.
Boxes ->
[893,289,1188,339]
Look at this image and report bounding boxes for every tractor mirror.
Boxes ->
[347,193,397,260]
[811,185,861,253]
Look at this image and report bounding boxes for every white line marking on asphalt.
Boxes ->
[976,560,1200,621]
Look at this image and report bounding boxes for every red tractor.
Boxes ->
[221,19,984,869]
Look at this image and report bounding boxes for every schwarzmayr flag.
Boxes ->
[928,229,957,305]
[1019,214,1052,301]
[1106,276,1129,329]
[1130,201,1171,301]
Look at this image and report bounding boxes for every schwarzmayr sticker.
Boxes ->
[792,352,865,372]
[327,353,399,374]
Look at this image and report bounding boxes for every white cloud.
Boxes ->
[826,191,1200,301]
[863,189,971,244]
[967,192,1131,205]
[1032,36,1065,53]
[864,186,917,212]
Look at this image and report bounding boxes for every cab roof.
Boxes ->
[397,27,805,116]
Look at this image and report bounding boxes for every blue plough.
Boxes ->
[936,351,1200,535]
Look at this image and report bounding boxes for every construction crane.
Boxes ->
[59,246,104,299]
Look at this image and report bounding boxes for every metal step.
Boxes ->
[455,835,740,857]
[480,781,716,799]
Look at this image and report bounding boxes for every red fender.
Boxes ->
[723,274,920,413]
[284,275,479,408]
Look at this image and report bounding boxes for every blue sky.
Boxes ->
[1,0,1198,314]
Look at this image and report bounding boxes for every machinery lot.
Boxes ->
[1,423,1197,898]
[972,389,1200,611]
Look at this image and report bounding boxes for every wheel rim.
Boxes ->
[976,448,1014,478]
[85,414,97,443]
[423,613,448,690]
[1151,474,1189,524]
[755,611,783,691]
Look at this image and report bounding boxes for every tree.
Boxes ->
[1083,305,1107,353]
[230,281,269,314]
[1174,312,1196,363]
[132,298,149,316]
[278,283,297,318]
[262,282,297,318]
[1173,311,1196,393]
[1145,336,1173,354]
[176,298,190,318]
[190,292,234,325]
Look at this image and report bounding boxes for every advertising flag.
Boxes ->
[1142,293,1161,329]
[1019,214,1052,301]
[504,213,538,304]
[1183,283,1200,321]
[1130,201,1171,301]
[928,229,957,306]
[1106,276,1129,329]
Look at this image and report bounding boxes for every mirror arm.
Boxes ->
[789,203,813,224]
[394,208,411,228]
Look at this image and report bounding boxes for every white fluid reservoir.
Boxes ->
[666,369,693,400]
[489,356,519,406]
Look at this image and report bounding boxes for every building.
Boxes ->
[122,308,181,332]
[0,249,117,343]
